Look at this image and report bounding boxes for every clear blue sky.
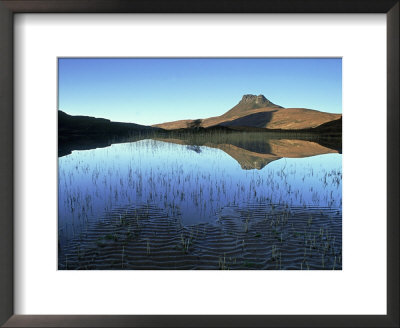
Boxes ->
[58,58,342,126]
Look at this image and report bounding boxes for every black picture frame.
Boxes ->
[0,0,398,327]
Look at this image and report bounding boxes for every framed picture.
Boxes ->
[0,0,398,327]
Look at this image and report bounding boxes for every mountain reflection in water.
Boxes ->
[156,136,339,170]
[59,131,341,169]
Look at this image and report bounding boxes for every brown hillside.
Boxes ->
[153,94,341,130]
[216,107,340,130]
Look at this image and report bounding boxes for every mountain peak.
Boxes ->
[238,94,280,108]
[240,94,265,103]
[220,94,282,118]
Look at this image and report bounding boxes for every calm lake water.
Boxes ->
[58,136,342,270]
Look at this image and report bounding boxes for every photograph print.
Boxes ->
[58,58,342,270]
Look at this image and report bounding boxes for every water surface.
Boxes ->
[58,135,342,270]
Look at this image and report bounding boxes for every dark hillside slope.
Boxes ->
[58,110,160,156]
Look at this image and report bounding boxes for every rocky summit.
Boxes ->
[239,94,279,107]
